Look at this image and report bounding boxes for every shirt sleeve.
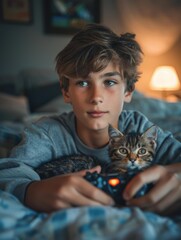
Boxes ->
[0,121,57,203]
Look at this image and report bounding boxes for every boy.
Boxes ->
[0,24,181,214]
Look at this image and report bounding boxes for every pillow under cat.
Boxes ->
[35,125,157,179]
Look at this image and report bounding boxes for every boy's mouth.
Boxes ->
[87,111,108,118]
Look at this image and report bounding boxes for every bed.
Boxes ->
[0,70,181,239]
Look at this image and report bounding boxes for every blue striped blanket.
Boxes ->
[0,190,181,240]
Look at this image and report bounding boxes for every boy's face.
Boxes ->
[62,62,132,135]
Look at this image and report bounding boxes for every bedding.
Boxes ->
[124,91,181,142]
[0,85,181,239]
[0,190,181,240]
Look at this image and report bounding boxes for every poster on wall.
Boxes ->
[0,0,32,24]
[44,0,101,35]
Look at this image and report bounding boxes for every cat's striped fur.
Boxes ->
[35,125,157,179]
[105,125,157,173]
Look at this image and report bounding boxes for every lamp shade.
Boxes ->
[150,66,180,91]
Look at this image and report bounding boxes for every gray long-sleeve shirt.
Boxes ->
[0,110,181,203]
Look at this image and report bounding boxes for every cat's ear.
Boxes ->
[142,125,157,149]
[108,124,124,138]
[142,125,157,141]
[142,125,158,140]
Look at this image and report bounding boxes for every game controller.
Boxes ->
[84,171,152,205]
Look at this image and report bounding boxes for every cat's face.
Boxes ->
[106,125,157,173]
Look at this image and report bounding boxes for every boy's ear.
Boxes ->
[62,89,72,103]
[124,91,133,103]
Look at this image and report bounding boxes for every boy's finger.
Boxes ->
[123,165,165,200]
[76,178,114,206]
[74,165,102,177]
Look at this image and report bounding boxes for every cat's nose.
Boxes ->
[130,159,136,164]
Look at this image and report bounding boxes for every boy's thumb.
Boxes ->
[76,165,102,177]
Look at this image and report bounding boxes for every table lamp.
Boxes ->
[150,66,180,99]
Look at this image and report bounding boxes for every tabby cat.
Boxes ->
[35,125,157,179]
[105,125,157,173]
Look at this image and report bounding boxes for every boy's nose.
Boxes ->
[89,86,103,104]
[90,98,103,105]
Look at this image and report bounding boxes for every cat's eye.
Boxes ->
[138,148,147,155]
[118,148,128,155]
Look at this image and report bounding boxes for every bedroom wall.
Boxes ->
[0,0,73,75]
[116,0,181,98]
[0,0,119,75]
[0,0,181,98]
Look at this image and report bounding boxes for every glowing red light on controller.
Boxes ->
[108,178,120,187]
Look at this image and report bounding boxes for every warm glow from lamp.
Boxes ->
[150,66,180,91]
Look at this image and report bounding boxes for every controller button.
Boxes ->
[97,178,103,188]
[108,178,120,187]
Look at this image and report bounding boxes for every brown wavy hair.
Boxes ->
[55,23,143,92]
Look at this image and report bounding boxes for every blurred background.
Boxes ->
[0,0,181,99]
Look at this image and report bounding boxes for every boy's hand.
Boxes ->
[25,166,114,213]
[123,165,181,215]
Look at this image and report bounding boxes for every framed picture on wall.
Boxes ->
[0,0,32,24]
[44,0,101,35]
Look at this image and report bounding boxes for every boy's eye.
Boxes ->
[104,80,117,87]
[76,81,88,87]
